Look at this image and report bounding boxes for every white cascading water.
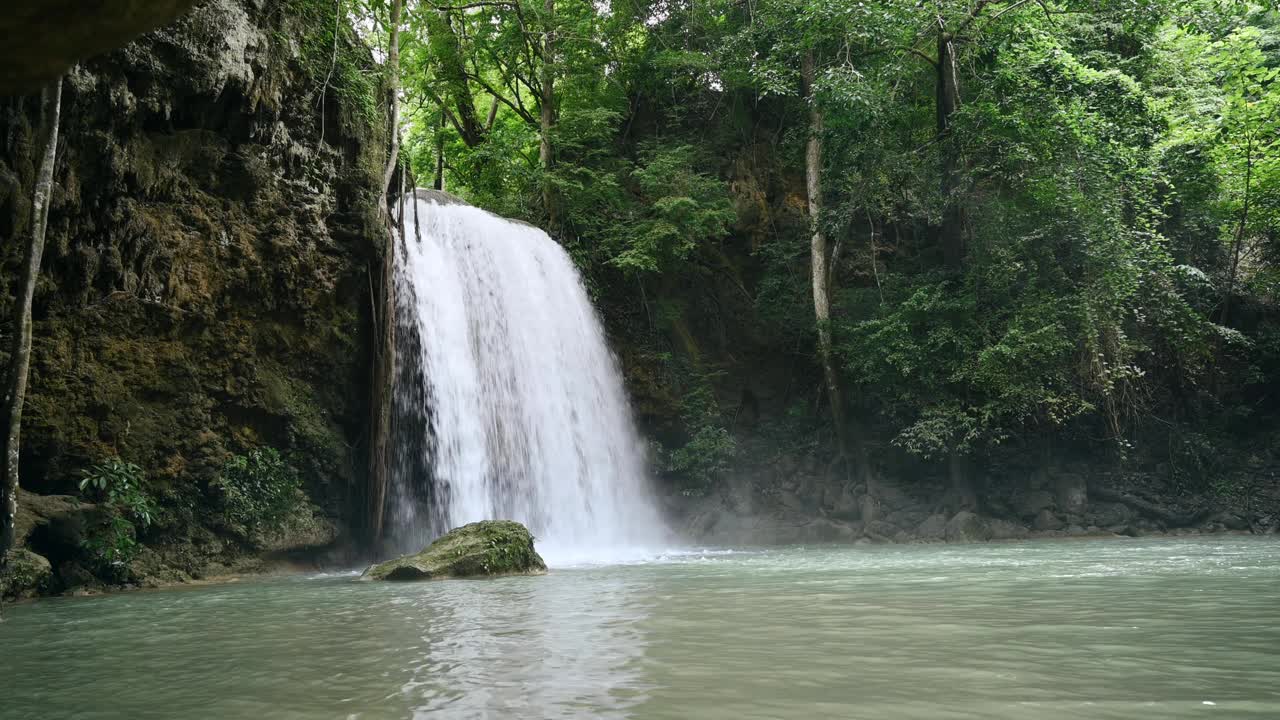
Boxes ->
[388,190,668,565]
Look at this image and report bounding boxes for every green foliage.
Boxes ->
[667,425,737,496]
[214,448,301,533]
[377,0,1280,479]
[78,459,155,572]
[604,144,736,274]
[843,279,1090,457]
[660,364,737,495]
[286,0,382,129]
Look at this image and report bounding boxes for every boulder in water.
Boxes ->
[986,518,1031,540]
[1033,508,1065,532]
[915,513,949,541]
[361,521,547,581]
[1,549,53,600]
[944,511,992,542]
[1012,489,1055,519]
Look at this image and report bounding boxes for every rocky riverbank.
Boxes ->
[1,487,345,600]
[673,451,1280,546]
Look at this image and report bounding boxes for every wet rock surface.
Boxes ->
[362,521,547,581]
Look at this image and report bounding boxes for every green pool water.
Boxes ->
[3,537,1279,719]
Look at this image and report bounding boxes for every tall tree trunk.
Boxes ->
[425,10,485,146]
[367,197,398,546]
[803,49,846,457]
[485,95,500,131]
[539,0,557,231]
[948,450,977,511]
[1,77,62,565]
[936,31,964,272]
[379,0,403,210]
[433,110,445,191]
[1221,132,1252,329]
[368,0,402,544]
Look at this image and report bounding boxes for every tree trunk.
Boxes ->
[368,0,402,544]
[539,0,557,231]
[379,0,403,210]
[367,218,397,546]
[485,94,500,131]
[948,450,977,511]
[803,49,846,457]
[426,10,485,146]
[433,109,445,191]
[1221,132,1251,328]
[936,32,964,272]
[1,77,62,564]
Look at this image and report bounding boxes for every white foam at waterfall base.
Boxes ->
[389,193,671,566]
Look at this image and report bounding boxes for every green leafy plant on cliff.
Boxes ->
[214,447,301,534]
[664,367,737,496]
[286,0,383,129]
[603,144,737,275]
[667,425,736,496]
[78,459,155,572]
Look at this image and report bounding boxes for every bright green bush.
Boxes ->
[78,458,155,572]
[667,425,737,496]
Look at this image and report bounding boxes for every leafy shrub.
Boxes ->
[78,459,155,572]
[662,365,738,496]
[667,425,737,496]
[214,447,301,533]
[601,144,736,275]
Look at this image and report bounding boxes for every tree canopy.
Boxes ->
[369,0,1278,491]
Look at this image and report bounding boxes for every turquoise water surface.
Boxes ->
[3,537,1279,719]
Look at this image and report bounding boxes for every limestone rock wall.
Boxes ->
[0,0,385,589]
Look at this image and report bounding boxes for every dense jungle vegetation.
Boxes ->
[373,0,1280,495]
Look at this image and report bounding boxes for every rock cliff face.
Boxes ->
[1,1,200,94]
[0,0,385,593]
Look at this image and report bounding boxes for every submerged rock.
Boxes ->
[361,521,547,581]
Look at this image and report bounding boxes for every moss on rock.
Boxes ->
[1,549,53,600]
[361,521,548,581]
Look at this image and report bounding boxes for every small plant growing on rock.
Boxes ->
[78,458,155,574]
[214,447,301,534]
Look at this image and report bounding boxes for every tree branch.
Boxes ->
[464,71,538,124]
[423,1,519,11]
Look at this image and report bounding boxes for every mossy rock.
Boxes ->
[361,521,547,582]
[1,549,53,600]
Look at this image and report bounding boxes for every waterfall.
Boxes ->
[387,190,668,564]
